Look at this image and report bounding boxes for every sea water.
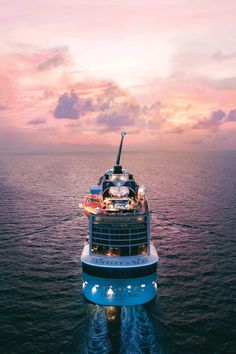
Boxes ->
[0,151,235,354]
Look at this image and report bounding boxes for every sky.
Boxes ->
[0,0,236,152]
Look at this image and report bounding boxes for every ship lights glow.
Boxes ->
[91,284,100,294]
[138,185,146,198]
[83,281,88,289]
[111,174,127,187]
[107,286,114,296]
[109,186,129,197]
[91,285,97,294]
[152,281,157,289]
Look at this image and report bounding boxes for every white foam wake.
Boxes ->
[82,305,111,354]
[120,305,161,354]
[81,305,161,354]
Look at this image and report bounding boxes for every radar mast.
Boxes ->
[114,131,127,174]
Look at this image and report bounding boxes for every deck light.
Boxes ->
[92,285,97,294]
[107,287,114,296]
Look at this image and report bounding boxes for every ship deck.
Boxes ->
[81,244,158,268]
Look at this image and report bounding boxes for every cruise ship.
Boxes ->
[81,132,159,306]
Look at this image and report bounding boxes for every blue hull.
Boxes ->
[82,272,157,306]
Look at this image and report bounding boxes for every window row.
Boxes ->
[92,237,148,246]
[92,226,147,234]
[91,244,148,256]
[92,232,147,240]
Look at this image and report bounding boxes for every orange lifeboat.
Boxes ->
[82,194,103,216]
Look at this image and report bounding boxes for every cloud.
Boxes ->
[168,126,184,134]
[53,91,80,119]
[191,108,236,132]
[209,77,236,90]
[190,138,203,145]
[95,87,138,130]
[0,104,7,111]
[37,53,66,71]
[52,81,166,133]
[149,101,162,110]
[42,90,55,100]
[226,109,236,121]
[94,97,165,132]
[28,118,47,125]
[81,98,95,114]
[96,82,130,112]
[53,92,97,120]
[96,112,134,131]
[212,50,236,62]
[98,84,165,131]
[193,109,226,130]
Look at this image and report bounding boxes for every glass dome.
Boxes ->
[110,173,128,187]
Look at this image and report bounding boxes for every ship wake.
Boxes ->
[120,305,161,354]
[82,305,111,354]
[82,305,162,354]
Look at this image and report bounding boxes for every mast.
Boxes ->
[114,131,127,174]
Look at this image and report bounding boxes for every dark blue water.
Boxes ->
[0,151,235,354]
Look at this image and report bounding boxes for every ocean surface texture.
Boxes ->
[0,151,235,354]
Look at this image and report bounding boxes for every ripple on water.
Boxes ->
[0,152,236,354]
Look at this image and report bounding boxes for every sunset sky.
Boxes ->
[0,0,236,152]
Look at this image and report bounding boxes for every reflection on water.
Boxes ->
[81,304,162,354]
[105,307,121,354]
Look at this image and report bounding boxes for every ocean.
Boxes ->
[0,151,235,354]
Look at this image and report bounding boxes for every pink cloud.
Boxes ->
[1,0,236,153]
[212,50,236,62]
[193,110,226,131]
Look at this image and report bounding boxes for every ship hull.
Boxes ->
[82,272,157,306]
[81,244,158,306]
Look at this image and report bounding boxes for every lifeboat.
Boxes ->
[82,194,103,216]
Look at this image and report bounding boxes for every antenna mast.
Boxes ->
[114,131,127,173]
